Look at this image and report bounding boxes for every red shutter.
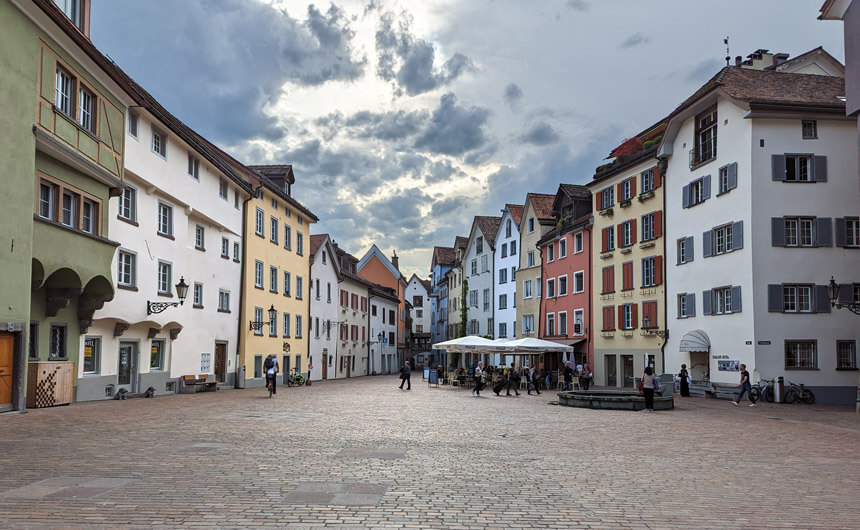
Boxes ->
[596,191,603,210]
[617,305,624,329]
[362,327,366,341]
[616,182,623,200]
[653,167,662,188]
[632,303,639,329]
[616,223,623,245]
[631,176,637,196]
[631,218,637,244]
[623,262,632,291]
[609,266,615,292]
[655,255,663,285]
[655,211,663,239]
[601,228,608,252]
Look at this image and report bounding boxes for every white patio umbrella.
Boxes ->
[498,337,574,352]
[431,335,500,353]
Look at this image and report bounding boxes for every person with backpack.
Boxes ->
[264,355,279,395]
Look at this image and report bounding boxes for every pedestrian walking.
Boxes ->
[678,363,690,397]
[399,361,411,390]
[580,362,592,391]
[731,363,756,407]
[471,362,485,396]
[563,362,574,391]
[506,363,521,396]
[641,366,656,412]
[527,365,541,395]
[264,354,279,395]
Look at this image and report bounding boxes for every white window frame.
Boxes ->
[270,217,279,244]
[218,289,230,311]
[783,285,812,313]
[195,225,205,250]
[558,275,568,296]
[188,153,199,180]
[78,85,95,133]
[573,271,584,294]
[546,278,556,299]
[193,282,203,307]
[785,340,817,369]
[642,213,655,241]
[219,178,228,200]
[128,112,138,139]
[522,314,535,335]
[152,127,167,158]
[254,260,264,289]
[157,260,172,294]
[574,232,583,254]
[546,313,555,336]
[119,186,136,222]
[713,224,733,255]
[573,309,584,335]
[527,251,535,267]
[548,244,555,262]
[678,293,688,318]
[714,286,732,315]
[255,208,264,237]
[601,187,614,209]
[622,304,633,330]
[157,202,173,237]
[558,311,568,336]
[642,257,655,287]
[641,168,654,193]
[117,249,136,287]
[270,266,278,293]
[55,67,73,116]
[523,279,533,299]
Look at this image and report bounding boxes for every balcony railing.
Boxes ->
[689,139,716,169]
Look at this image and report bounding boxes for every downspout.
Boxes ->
[587,219,593,372]
[236,183,263,387]
[658,159,668,374]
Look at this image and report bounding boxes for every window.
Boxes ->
[641,168,655,193]
[270,266,278,293]
[785,340,817,369]
[233,242,240,261]
[536,277,542,298]
[476,237,483,254]
[219,237,229,258]
[620,179,633,202]
[802,120,817,139]
[522,314,535,335]
[499,322,507,338]
[195,225,205,250]
[49,323,67,360]
[152,128,167,158]
[546,278,556,298]
[783,285,813,313]
[785,155,812,182]
[773,154,826,182]
[601,266,615,294]
[283,312,291,337]
[558,312,568,336]
[499,268,507,284]
[219,178,228,200]
[55,0,84,28]
[481,255,488,272]
[602,226,615,252]
[234,189,240,209]
[271,198,278,211]
[255,208,264,236]
[471,259,477,275]
[527,251,535,267]
[528,217,535,233]
[619,220,635,247]
[218,289,230,312]
[642,213,655,241]
[61,190,77,228]
[573,271,584,293]
[157,202,173,237]
[119,186,136,222]
[269,311,278,337]
[284,225,292,250]
[483,289,490,311]
[297,233,304,255]
[718,163,738,194]
[254,260,263,289]
[574,233,583,253]
[498,294,508,310]
[193,282,203,307]
[327,283,332,303]
[117,250,136,287]
[128,112,138,138]
[185,153,200,180]
[81,199,97,234]
[837,340,857,369]
[254,307,263,336]
[296,276,303,300]
[523,279,533,299]
[501,243,507,258]
[683,176,710,207]
[55,67,73,116]
[270,217,278,244]
[322,251,327,265]
[704,286,742,315]
[641,256,661,287]
[510,241,517,255]
[505,219,512,238]
[693,105,717,166]
[78,86,95,133]
[39,180,57,220]
[841,218,860,247]
[150,340,165,371]
[621,304,636,330]
[546,313,555,336]
[558,275,568,296]
[157,261,172,294]
[600,187,615,209]
[677,237,694,264]
[784,218,815,247]
[83,336,100,374]
[295,315,303,338]
[705,222,743,257]
[547,244,555,262]
[469,290,478,308]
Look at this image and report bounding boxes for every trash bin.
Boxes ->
[775,376,784,403]
[235,365,246,389]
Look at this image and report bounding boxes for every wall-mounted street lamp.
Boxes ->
[641,316,669,339]
[250,304,278,331]
[827,277,860,315]
[147,277,189,315]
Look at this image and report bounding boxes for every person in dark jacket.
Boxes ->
[563,362,574,391]
[399,361,411,390]
[506,363,521,396]
[678,364,690,397]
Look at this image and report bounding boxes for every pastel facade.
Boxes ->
[308,234,341,381]
[429,246,454,359]
[463,216,501,337]
[494,205,523,342]
[369,285,399,375]
[357,245,406,364]
[406,274,431,334]
[515,194,556,340]
[334,247,372,378]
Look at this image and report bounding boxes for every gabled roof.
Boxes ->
[475,216,502,245]
[369,283,400,303]
[525,193,556,223]
[310,234,327,257]
[505,204,525,227]
[454,236,469,249]
[551,184,591,215]
[407,273,431,293]
[432,246,455,268]
[357,244,401,280]
[309,234,343,281]
[247,165,296,185]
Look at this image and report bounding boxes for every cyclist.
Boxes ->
[264,354,279,395]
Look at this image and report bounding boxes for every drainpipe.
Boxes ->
[586,218,593,373]
[236,183,262,387]
[658,159,668,374]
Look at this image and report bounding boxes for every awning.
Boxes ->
[679,329,710,352]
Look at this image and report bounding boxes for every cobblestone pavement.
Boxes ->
[1,375,858,529]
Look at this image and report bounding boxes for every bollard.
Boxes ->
[775,376,784,403]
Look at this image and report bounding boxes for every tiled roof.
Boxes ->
[475,216,502,246]
[527,193,556,221]
[455,236,469,249]
[506,204,524,226]
[433,246,455,266]
[558,184,591,200]
[247,165,295,185]
[419,278,432,292]
[310,234,327,257]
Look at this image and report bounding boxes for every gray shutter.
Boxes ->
[686,293,696,317]
[817,218,832,247]
[682,185,690,208]
[732,220,743,250]
[703,230,713,258]
[727,162,738,190]
[771,217,785,247]
[702,290,712,315]
[813,155,827,182]
[768,285,783,312]
[838,284,854,304]
[815,285,831,313]
[702,175,711,200]
[835,218,847,247]
[685,236,694,262]
[731,285,742,313]
[772,155,786,181]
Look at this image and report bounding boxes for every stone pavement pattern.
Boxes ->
[0,376,858,528]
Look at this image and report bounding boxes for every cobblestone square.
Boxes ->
[1,376,857,528]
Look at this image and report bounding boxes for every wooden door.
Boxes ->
[322,353,327,379]
[214,342,227,382]
[0,333,13,406]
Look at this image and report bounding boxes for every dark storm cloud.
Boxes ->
[91,0,366,144]
[430,196,470,217]
[619,32,650,49]
[518,122,560,146]
[414,93,490,156]
[375,11,475,97]
[314,109,430,142]
[504,83,524,106]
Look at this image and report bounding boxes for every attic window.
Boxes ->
[802,120,817,140]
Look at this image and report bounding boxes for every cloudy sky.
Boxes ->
[91,0,843,279]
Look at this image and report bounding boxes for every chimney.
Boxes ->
[391,250,399,270]
[735,56,743,67]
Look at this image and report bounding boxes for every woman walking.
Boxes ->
[641,366,656,412]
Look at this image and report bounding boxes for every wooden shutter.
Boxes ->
[732,221,743,250]
[702,290,712,315]
[653,167,662,188]
[838,284,854,304]
[622,262,633,291]
[617,222,624,246]
[631,303,638,329]
[730,285,742,313]
[703,230,713,258]
[835,218,847,247]
[654,256,663,285]
[631,218,637,244]
[603,306,615,331]
[595,190,602,210]
[813,156,827,182]
[631,176,637,196]
[602,266,614,294]
[617,182,624,200]
[702,175,711,200]
[617,305,625,329]
[686,293,696,317]
[772,155,786,181]
[817,218,832,247]
[601,227,609,252]
[654,211,663,239]
[685,236,694,262]
[815,285,831,313]
[767,285,783,312]
[727,162,738,190]
[771,218,785,247]
[682,184,691,208]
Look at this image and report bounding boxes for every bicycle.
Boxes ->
[783,381,815,404]
[286,368,306,387]
[266,373,275,398]
[749,378,775,403]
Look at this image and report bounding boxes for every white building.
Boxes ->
[662,50,859,404]
[79,86,251,400]
[493,204,523,343]
[369,285,399,375]
[405,274,431,334]
[332,244,372,378]
[463,216,501,338]
[308,234,341,381]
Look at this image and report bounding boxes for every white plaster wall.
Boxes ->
[405,278,430,333]
[664,99,755,384]
[309,244,339,381]
[494,210,519,339]
[334,279,369,378]
[464,230,494,336]
[369,296,398,374]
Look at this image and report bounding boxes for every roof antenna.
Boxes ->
[724,36,730,66]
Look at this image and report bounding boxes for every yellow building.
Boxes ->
[238,166,318,386]
[588,124,666,388]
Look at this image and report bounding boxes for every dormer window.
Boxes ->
[692,105,717,168]
[53,0,87,34]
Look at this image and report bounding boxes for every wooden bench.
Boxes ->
[179,374,218,394]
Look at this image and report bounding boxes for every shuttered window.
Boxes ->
[772,154,827,182]
[678,293,695,318]
[622,262,633,291]
[602,306,615,331]
[704,221,743,257]
[767,284,831,313]
[677,236,694,264]
[682,175,710,208]
[835,217,860,247]
[704,286,742,315]
[601,266,615,294]
[717,162,738,194]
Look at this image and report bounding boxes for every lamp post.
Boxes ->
[146,277,189,315]
[249,304,278,331]
[827,277,860,315]
[641,316,669,339]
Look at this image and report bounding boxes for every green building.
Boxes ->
[0,0,135,411]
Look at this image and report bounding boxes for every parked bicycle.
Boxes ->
[749,378,775,403]
[784,381,815,404]
[286,368,306,387]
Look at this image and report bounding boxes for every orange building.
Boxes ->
[357,245,407,365]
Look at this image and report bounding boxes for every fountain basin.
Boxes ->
[557,389,674,411]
